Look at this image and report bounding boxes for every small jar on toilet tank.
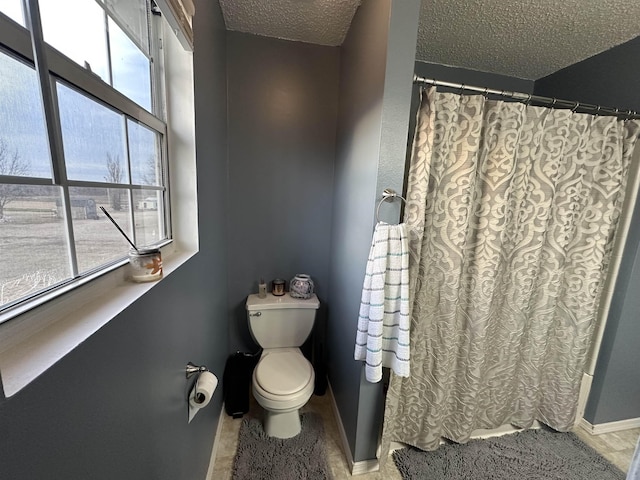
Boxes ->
[272,279,285,296]
[289,274,314,299]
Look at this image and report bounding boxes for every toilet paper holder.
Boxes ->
[186,362,208,378]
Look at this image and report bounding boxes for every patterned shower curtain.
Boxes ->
[382,87,640,452]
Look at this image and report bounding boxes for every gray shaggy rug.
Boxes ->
[232,413,331,480]
[393,428,624,480]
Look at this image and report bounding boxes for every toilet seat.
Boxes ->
[255,351,313,395]
[252,350,315,412]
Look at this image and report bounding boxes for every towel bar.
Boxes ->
[376,188,407,223]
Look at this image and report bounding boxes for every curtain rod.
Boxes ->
[414,75,640,120]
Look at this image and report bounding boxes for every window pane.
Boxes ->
[0,0,169,314]
[101,0,149,55]
[0,50,51,179]
[0,0,24,26]
[70,187,132,273]
[39,0,109,81]
[133,189,163,246]
[0,185,71,308]
[128,119,160,185]
[109,18,151,110]
[57,82,128,183]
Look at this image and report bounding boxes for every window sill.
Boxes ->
[0,244,196,397]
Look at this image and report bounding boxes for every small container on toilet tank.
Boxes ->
[289,274,314,299]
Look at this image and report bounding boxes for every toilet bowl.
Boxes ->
[252,348,315,438]
[246,292,320,438]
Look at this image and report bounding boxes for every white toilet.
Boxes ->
[246,292,320,438]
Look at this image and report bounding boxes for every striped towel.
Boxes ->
[354,222,410,383]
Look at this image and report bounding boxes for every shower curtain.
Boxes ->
[382,87,640,452]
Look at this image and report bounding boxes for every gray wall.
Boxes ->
[0,2,229,479]
[534,37,640,424]
[584,204,640,423]
[328,0,420,462]
[225,32,340,353]
[535,37,640,112]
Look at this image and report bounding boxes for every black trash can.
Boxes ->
[223,351,260,418]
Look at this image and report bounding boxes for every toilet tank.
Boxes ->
[246,293,320,349]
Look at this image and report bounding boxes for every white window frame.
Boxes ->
[0,1,170,315]
[0,3,198,396]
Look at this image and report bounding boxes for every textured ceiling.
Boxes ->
[218,0,361,47]
[417,0,640,79]
[218,0,640,80]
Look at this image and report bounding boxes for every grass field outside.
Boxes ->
[0,195,163,308]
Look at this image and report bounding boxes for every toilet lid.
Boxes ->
[255,352,313,395]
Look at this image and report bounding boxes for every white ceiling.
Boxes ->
[218,0,361,47]
[218,0,640,80]
[416,0,640,79]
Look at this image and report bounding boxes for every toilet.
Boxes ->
[246,292,320,438]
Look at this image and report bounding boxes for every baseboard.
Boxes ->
[327,383,356,470]
[579,417,640,435]
[470,420,542,440]
[327,382,380,476]
[576,373,593,423]
[351,459,380,475]
[389,441,406,452]
[205,403,226,480]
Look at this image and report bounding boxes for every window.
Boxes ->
[0,0,170,315]
[0,0,24,26]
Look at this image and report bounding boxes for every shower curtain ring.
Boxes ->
[572,102,580,112]
[460,84,465,94]
[525,94,532,106]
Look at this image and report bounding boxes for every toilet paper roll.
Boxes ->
[189,371,218,410]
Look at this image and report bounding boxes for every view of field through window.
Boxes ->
[0,0,167,311]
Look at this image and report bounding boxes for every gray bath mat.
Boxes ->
[232,413,332,480]
[393,428,624,479]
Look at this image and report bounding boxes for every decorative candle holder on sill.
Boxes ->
[128,248,163,283]
[100,206,163,283]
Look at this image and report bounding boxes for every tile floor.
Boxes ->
[211,391,639,479]
[574,425,640,473]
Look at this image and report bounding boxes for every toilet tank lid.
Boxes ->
[246,293,319,311]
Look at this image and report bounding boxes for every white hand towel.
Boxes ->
[354,222,410,383]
